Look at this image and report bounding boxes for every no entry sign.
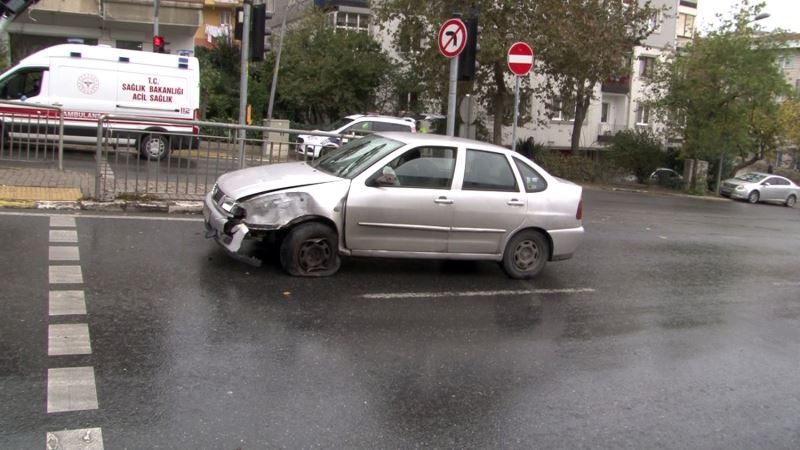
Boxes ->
[507,42,534,76]
[438,18,467,58]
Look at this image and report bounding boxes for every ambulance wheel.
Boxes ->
[140,133,169,160]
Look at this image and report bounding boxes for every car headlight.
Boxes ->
[221,198,237,212]
[735,185,746,191]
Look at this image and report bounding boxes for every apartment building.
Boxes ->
[510,0,698,152]
[194,0,241,48]
[4,0,203,62]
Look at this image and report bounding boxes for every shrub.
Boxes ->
[607,129,666,183]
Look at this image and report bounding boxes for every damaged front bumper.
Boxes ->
[203,191,261,266]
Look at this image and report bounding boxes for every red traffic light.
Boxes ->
[153,35,165,53]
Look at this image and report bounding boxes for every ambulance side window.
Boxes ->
[0,68,45,100]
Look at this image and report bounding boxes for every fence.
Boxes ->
[0,100,64,169]
[94,115,350,201]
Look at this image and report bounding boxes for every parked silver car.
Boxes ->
[719,172,798,207]
[204,133,584,278]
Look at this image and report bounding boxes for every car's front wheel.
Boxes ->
[140,133,169,160]
[279,222,341,277]
[785,195,797,208]
[747,191,760,204]
[501,230,549,279]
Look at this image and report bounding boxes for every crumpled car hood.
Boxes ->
[217,162,342,200]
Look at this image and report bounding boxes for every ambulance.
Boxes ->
[0,44,200,160]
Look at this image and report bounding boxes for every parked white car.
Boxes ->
[296,114,415,159]
[719,172,798,207]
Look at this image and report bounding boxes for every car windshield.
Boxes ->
[311,135,404,179]
[736,173,767,182]
[319,118,353,132]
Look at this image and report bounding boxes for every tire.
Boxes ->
[139,133,170,160]
[785,195,797,208]
[747,190,760,204]
[279,222,341,277]
[501,230,550,280]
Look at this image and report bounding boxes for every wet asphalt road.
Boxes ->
[1,189,800,449]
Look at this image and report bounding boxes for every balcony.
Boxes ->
[597,123,629,143]
[601,75,630,94]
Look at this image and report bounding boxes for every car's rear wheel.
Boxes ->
[279,222,340,277]
[747,191,760,204]
[785,195,797,208]
[501,230,549,279]
[140,133,169,160]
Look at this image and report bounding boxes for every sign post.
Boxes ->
[507,42,534,152]
[438,18,467,137]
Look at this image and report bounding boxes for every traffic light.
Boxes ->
[153,35,165,53]
[458,15,479,81]
[250,4,273,62]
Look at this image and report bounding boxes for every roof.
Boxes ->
[376,131,512,153]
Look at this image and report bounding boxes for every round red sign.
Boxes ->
[438,18,468,58]
[507,42,534,76]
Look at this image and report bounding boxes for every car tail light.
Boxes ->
[576,198,583,220]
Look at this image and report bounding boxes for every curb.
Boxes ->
[30,200,204,214]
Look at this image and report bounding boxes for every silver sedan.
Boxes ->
[204,132,584,278]
[719,172,799,207]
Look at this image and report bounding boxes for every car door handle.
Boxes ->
[434,197,454,205]
[507,199,525,206]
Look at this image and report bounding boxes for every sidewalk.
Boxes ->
[0,162,202,212]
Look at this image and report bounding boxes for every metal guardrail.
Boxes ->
[0,100,65,169]
[93,114,358,201]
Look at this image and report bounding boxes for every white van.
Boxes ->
[0,44,200,159]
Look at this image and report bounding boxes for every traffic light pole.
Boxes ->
[153,0,160,42]
[237,1,252,169]
[266,0,290,121]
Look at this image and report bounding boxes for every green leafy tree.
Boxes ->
[274,12,392,124]
[647,1,790,186]
[375,0,663,147]
[374,1,539,144]
[532,0,664,153]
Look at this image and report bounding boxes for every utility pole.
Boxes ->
[266,0,291,121]
[153,0,160,38]
[238,0,252,168]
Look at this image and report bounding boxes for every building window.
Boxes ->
[549,97,576,122]
[795,78,799,93]
[116,40,142,51]
[330,11,370,33]
[398,19,423,53]
[601,102,610,123]
[677,13,695,38]
[639,56,655,79]
[636,104,651,125]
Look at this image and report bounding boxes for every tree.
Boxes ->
[532,0,664,153]
[274,12,392,124]
[375,0,663,148]
[375,1,538,144]
[647,1,791,182]
[778,96,800,168]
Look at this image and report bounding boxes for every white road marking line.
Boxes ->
[47,367,98,413]
[46,428,104,450]
[773,281,800,286]
[48,324,92,356]
[49,246,80,261]
[49,230,78,243]
[49,266,83,284]
[0,210,202,222]
[362,288,596,299]
[50,216,76,228]
[49,291,87,316]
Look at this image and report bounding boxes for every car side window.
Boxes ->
[513,158,548,193]
[0,69,45,100]
[372,122,412,132]
[373,146,456,189]
[463,149,518,192]
[344,121,373,136]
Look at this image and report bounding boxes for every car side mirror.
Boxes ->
[762,182,770,187]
